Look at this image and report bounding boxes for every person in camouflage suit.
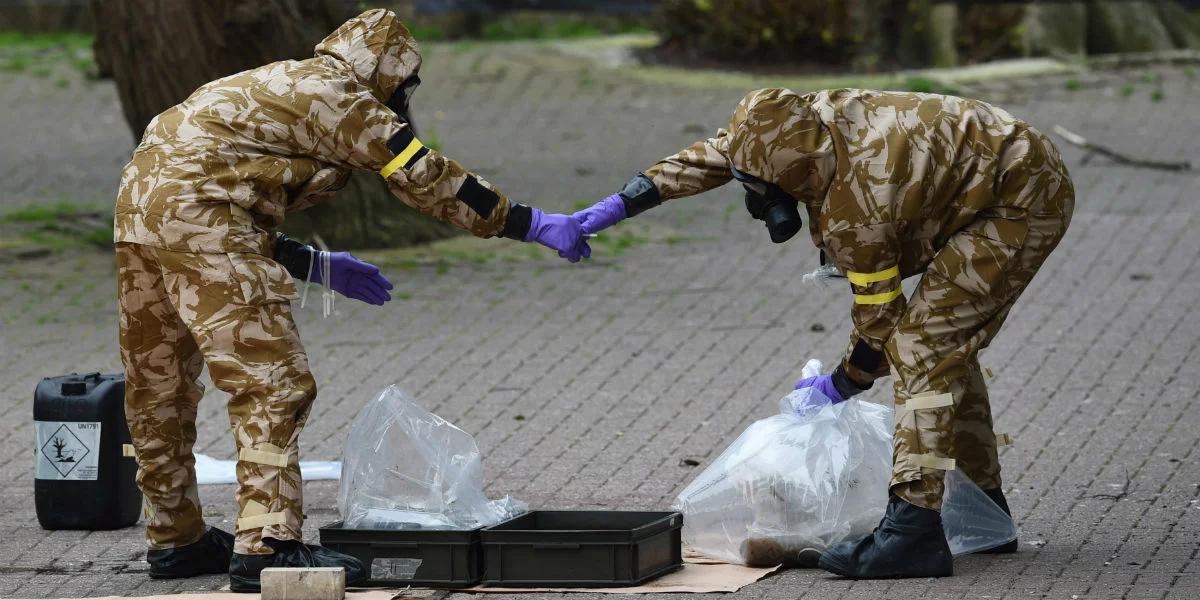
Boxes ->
[115,9,588,591]
[574,87,1074,579]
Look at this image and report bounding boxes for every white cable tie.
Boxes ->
[299,248,316,310]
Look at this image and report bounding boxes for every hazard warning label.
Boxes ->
[35,421,101,481]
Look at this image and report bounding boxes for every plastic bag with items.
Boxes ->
[673,359,1016,566]
[338,386,526,530]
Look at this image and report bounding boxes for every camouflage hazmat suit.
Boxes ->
[114,10,534,554]
[638,88,1074,510]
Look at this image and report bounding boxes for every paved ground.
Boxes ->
[1,38,1199,600]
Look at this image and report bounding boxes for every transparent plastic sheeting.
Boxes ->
[338,386,526,530]
[673,359,1017,567]
[193,453,340,485]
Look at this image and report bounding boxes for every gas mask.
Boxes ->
[730,166,803,243]
[387,73,421,135]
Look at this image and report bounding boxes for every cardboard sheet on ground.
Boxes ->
[34,593,413,600]
[462,552,779,594]
[34,555,777,599]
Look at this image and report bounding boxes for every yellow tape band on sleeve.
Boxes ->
[899,392,955,422]
[906,393,955,411]
[846,265,900,286]
[854,288,903,305]
[996,433,1012,446]
[380,137,425,178]
[910,453,957,471]
[237,511,288,532]
[122,444,136,458]
[239,447,290,468]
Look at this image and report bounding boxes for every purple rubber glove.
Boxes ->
[526,208,591,263]
[572,194,627,235]
[794,374,846,404]
[310,251,393,306]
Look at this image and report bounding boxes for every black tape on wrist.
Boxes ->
[273,233,314,280]
[501,203,533,240]
[618,172,662,217]
[832,363,872,398]
[848,339,884,375]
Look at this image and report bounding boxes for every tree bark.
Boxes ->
[91,0,458,249]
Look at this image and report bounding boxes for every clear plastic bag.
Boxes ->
[674,359,1018,566]
[337,386,526,530]
[673,359,893,566]
[942,469,1018,554]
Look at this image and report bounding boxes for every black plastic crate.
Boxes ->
[319,521,482,587]
[481,511,683,587]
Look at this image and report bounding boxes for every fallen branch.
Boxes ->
[1053,125,1191,172]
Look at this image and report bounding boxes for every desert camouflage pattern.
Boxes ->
[114,8,514,256]
[118,242,315,554]
[643,88,1074,509]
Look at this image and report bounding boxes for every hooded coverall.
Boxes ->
[638,88,1074,510]
[114,10,532,554]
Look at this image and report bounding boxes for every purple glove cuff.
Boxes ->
[523,207,544,243]
[601,193,628,220]
[794,374,847,404]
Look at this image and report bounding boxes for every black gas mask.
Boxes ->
[387,73,421,134]
[730,166,803,243]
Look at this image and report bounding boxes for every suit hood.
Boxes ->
[725,88,835,208]
[315,9,421,103]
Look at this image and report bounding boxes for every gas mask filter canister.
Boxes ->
[731,166,803,243]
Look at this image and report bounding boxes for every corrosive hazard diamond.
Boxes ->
[40,424,89,478]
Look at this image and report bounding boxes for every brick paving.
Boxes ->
[1,40,1198,600]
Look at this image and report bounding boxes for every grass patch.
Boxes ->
[1151,88,1165,102]
[0,31,93,51]
[593,230,647,256]
[1064,78,1082,91]
[3,201,99,223]
[0,31,97,78]
[905,76,959,95]
[1121,82,1135,97]
[2,200,112,252]
[1,55,28,72]
[423,128,443,152]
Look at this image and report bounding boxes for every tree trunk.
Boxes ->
[1088,1,1177,54]
[91,0,459,249]
[1022,2,1088,59]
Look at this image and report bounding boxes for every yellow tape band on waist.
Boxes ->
[237,511,288,532]
[854,288,902,305]
[380,137,425,178]
[239,446,290,468]
[996,433,1012,446]
[910,453,957,471]
[122,444,136,458]
[846,265,900,286]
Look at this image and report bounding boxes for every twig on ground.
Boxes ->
[1091,468,1132,501]
[1053,125,1191,172]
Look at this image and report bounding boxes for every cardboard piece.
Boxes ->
[37,555,778,598]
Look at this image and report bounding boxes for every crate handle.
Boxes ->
[533,543,580,550]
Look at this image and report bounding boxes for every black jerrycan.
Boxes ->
[34,373,141,530]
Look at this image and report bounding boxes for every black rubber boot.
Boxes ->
[147,527,235,579]
[977,488,1019,554]
[818,495,953,579]
[229,538,368,593]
